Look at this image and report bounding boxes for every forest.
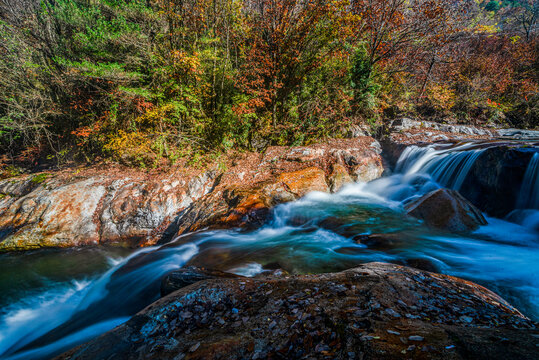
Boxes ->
[0,0,537,168]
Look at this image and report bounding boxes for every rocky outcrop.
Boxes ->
[59,262,537,360]
[172,167,332,235]
[171,139,384,237]
[498,128,539,140]
[405,189,487,233]
[390,118,498,137]
[460,146,539,217]
[0,171,218,251]
[0,137,385,251]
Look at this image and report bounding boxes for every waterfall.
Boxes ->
[395,143,484,190]
[517,153,539,209]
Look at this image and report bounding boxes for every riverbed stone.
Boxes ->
[161,266,241,297]
[405,188,487,232]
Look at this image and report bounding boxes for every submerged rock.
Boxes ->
[58,262,537,360]
[405,188,487,232]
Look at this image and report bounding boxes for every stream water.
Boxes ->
[1,141,538,359]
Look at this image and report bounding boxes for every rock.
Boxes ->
[390,118,496,137]
[405,188,487,232]
[173,167,330,236]
[353,233,407,250]
[275,167,329,196]
[390,118,423,132]
[284,148,326,163]
[58,262,537,360]
[172,187,272,235]
[459,146,539,217]
[161,267,241,297]
[404,258,439,273]
[328,164,353,193]
[352,160,384,182]
[498,129,539,140]
[0,137,385,251]
[0,171,218,251]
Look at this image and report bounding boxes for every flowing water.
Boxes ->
[1,141,539,359]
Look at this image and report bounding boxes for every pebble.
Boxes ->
[189,342,200,352]
[385,308,401,318]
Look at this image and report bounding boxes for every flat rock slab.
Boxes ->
[59,262,537,360]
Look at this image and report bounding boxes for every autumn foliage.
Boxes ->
[0,0,537,166]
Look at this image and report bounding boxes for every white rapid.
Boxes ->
[0,243,198,359]
[517,153,539,210]
[395,142,485,190]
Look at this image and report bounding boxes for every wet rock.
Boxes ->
[0,137,384,251]
[405,188,487,232]
[161,267,241,297]
[353,233,406,250]
[459,146,539,217]
[173,167,329,235]
[404,258,439,273]
[58,262,537,360]
[328,164,353,193]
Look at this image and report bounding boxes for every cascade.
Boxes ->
[517,153,539,209]
[395,142,485,190]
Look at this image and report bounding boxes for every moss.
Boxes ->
[31,173,49,185]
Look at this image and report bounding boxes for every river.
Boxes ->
[1,140,538,359]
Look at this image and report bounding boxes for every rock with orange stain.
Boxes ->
[274,167,328,196]
[173,167,330,236]
[328,163,353,193]
[0,171,218,251]
[0,137,385,251]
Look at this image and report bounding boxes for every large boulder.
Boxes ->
[405,189,487,232]
[460,146,539,217]
[58,262,537,360]
[172,167,328,235]
[0,171,218,251]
